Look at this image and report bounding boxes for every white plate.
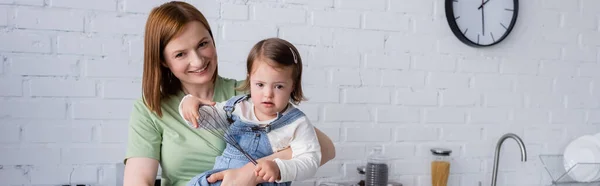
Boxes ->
[563,135,600,182]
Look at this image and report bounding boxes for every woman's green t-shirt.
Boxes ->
[125,76,244,186]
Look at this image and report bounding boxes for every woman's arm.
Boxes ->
[314,127,336,165]
[123,157,159,186]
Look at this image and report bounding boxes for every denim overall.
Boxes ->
[187,95,304,186]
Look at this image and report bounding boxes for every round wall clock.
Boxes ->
[445,0,519,47]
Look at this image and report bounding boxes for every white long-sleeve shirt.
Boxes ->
[178,95,321,182]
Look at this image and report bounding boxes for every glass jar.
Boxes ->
[357,166,366,186]
[365,145,389,186]
[430,148,452,186]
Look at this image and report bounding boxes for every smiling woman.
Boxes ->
[122,1,336,186]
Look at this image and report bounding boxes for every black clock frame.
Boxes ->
[444,0,519,47]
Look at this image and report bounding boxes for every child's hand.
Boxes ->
[254,160,280,182]
[182,95,203,128]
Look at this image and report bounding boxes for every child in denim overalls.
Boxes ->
[179,38,321,186]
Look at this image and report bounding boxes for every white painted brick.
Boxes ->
[563,12,597,30]
[72,100,134,119]
[411,16,446,35]
[336,0,385,11]
[469,108,510,124]
[582,0,600,15]
[0,124,20,143]
[588,110,600,124]
[394,88,438,106]
[187,0,221,18]
[89,12,146,35]
[528,94,565,108]
[385,33,437,54]
[15,7,84,31]
[100,121,128,143]
[252,6,305,24]
[308,47,359,67]
[416,142,462,157]
[541,28,578,44]
[376,106,420,123]
[280,26,333,46]
[285,0,334,8]
[364,51,409,70]
[437,36,479,56]
[451,158,483,174]
[381,70,426,87]
[427,72,470,89]
[61,145,125,164]
[441,89,480,106]
[0,99,66,119]
[425,108,466,123]
[563,45,597,62]
[411,54,457,72]
[331,68,360,86]
[51,0,116,11]
[483,125,524,142]
[9,54,79,76]
[0,167,29,185]
[343,87,390,104]
[550,109,585,125]
[29,166,75,185]
[102,80,141,99]
[334,144,366,160]
[442,126,482,141]
[396,127,438,141]
[389,0,433,14]
[457,57,500,73]
[215,40,255,62]
[359,69,382,86]
[0,147,60,164]
[346,127,392,142]
[513,109,550,124]
[463,142,494,157]
[23,123,93,143]
[12,0,43,6]
[515,76,554,93]
[84,58,142,78]
[222,22,277,41]
[554,77,592,95]
[314,162,342,177]
[539,61,578,77]
[384,144,415,158]
[302,67,329,86]
[484,92,524,108]
[312,10,360,28]
[333,29,384,52]
[579,63,600,77]
[122,0,166,13]
[323,105,370,122]
[524,127,565,144]
[222,4,248,20]
[500,59,539,75]
[70,166,99,184]
[542,0,578,12]
[472,74,513,92]
[297,103,319,122]
[363,12,409,31]
[0,77,22,96]
[0,6,8,26]
[0,30,51,53]
[29,78,96,97]
[57,33,125,56]
[393,159,428,175]
[566,93,599,109]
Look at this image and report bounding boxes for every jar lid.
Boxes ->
[356,165,366,174]
[430,148,452,156]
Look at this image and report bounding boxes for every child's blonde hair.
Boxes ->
[236,38,306,105]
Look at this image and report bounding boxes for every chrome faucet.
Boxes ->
[491,133,527,186]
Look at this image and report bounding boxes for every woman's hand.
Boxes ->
[181,95,215,128]
[207,163,266,186]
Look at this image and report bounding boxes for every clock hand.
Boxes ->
[478,0,490,10]
[481,0,485,36]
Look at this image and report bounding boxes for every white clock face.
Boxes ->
[452,0,516,46]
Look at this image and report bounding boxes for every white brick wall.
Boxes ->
[0,0,598,186]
